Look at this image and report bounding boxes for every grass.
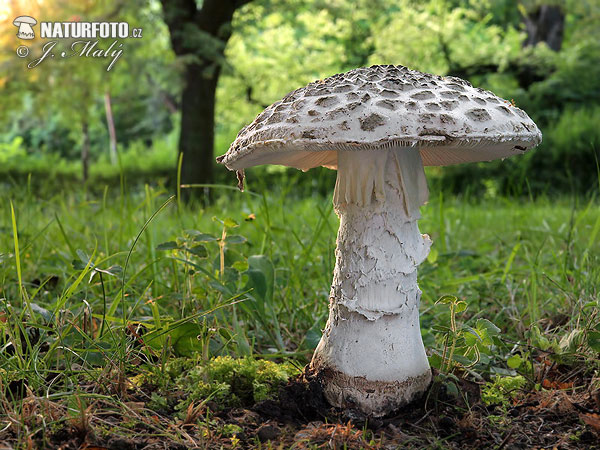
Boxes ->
[0,175,599,448]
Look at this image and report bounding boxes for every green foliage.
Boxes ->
[429,295,502,375]
[0,176,598,446]
[481,375,526,406]
[218,5,352,144]
[0,136,26,164]
[0,0,176,170]
[433,1,600,196]
[221,424,244,437]
[0,0,599,195]
[369,0,523,74]
[525,106,600,194]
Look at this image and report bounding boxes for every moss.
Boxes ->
[173,356,296,411]
[221,424,244,437]
[481,375,526,407]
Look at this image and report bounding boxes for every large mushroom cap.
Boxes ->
[13,16,37,25]
[218,65,541,171]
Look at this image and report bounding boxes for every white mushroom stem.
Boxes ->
[309,146,432,416]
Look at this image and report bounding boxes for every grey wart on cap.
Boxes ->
[217,65,541,417]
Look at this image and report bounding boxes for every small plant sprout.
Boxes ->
[217,65,541,416]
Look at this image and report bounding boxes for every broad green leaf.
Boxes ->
[476,318,501,336]
[428,353,444,370]
[156,241,179,251]
[245,255,274,303]
[225,235,247,245]
[303,324,322,350]
[445,381,459,398]
[587,331,600,353]
[186,244,208,258]
[436,294,458,305]
[232,260,249,272]
[427,247,438,264]
[454,301,467,313]
[223,218,239,228]
[194,233,218,242]
[170,323,204,357]
[463,326,482,346]
[507,354,523,369]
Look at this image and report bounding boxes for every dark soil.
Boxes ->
[9,368,600,449]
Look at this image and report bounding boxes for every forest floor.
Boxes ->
[9,366,599,449]
[1,181,599,449]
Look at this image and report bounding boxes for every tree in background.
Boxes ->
[1,0,598,195]
[0,0,178,184]
[159,0,253,196]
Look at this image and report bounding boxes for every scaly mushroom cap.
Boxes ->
[217,65,541,171]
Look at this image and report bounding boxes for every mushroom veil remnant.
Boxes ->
[217,65,542,416]
[13,16,37,40]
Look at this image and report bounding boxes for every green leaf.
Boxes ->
[454,301,467,313]
[223,218,239,228]
[463,326,482,346]
[225,235,247,245]
[156,241,179,251]
[303,324,322,350]
[193,233,218,242]
[170,323,203,357]
[245,255,274,304]
[72,259,86,270]
[30,303,52,322]
[507,354,523,369]
[427,247,438,264]
[476,318,501,336]
[445,381,459,398]
[588,331,600,353]
[76,249,91,266]
[186,244,208,258]
[232,260,249,272]
[436,295,458,305]
[222,267,240,286]
[428,352,444,369]
[219,328,232,341]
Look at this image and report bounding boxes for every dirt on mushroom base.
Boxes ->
[12,365,599,449]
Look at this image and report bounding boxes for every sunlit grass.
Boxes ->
[0,180,598,446]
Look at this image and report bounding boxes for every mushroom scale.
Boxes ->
[217,64,542,416]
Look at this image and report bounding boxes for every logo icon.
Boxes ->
[13,16,37,40]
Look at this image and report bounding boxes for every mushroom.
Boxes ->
[13,16,37,40]
[217,65,541,416]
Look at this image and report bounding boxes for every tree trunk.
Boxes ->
[178,62,219,191]
[159,0,252,200]
[523,5,565,51]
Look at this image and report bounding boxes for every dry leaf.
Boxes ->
[580,413,600,433]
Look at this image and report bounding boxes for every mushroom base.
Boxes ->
[310,147,432,416]
[310,305,432,417]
